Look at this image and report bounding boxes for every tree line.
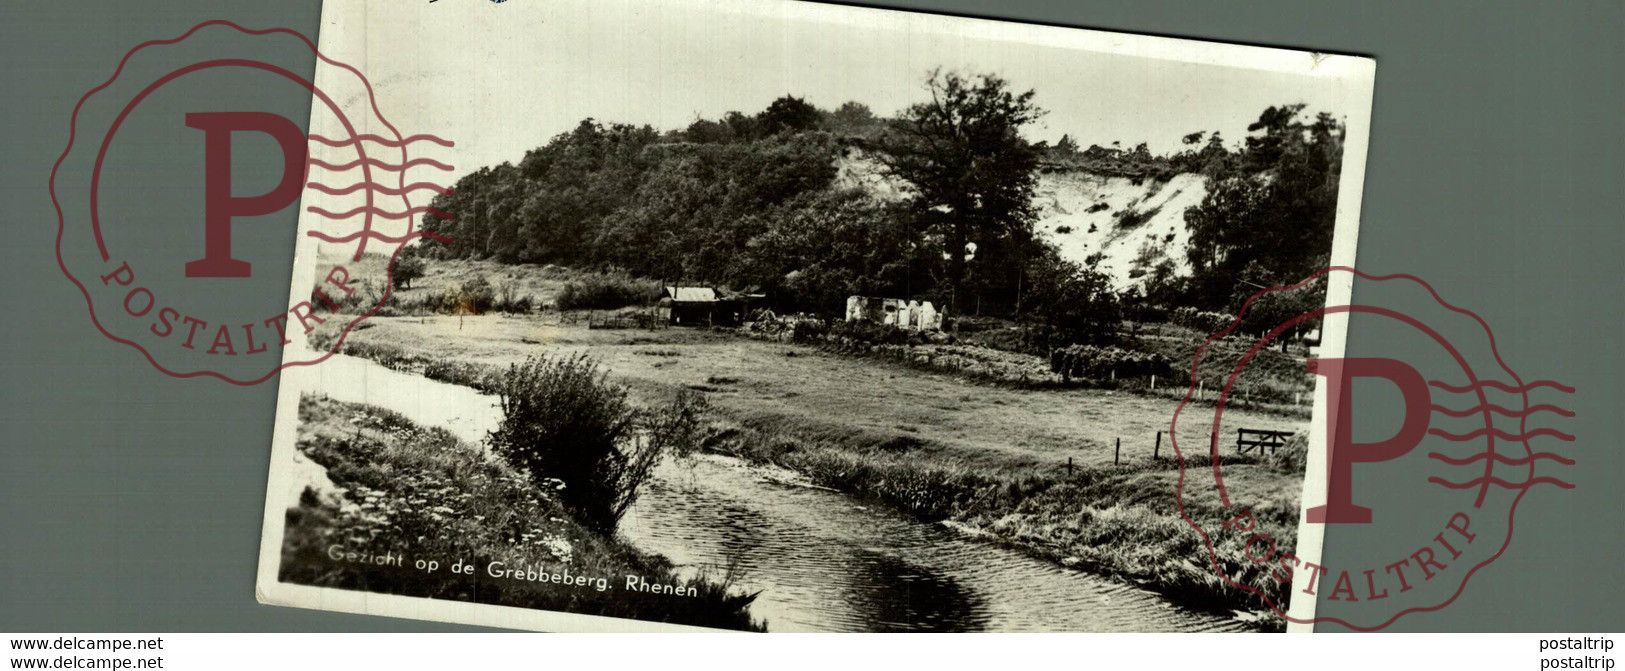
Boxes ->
[415,71,1345,345]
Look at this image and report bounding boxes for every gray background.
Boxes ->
[1,0,1619,632]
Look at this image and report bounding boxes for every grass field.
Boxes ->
[313,306,1309,624]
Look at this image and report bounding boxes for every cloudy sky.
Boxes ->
[308,0,1372,184]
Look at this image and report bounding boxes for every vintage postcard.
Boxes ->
[256,0,1374,632]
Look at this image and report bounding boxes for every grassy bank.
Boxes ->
[280,395,763,631]
[693,409,1301,626]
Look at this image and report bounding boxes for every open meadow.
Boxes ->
[301,255,1315,624]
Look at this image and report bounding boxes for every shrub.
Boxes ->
[827,320,915,347]
[1267,433,1309,474]
[1114,205,1160,229]
[492,281,534,314]
[412,287,459,314]
[789,318,829,343]
[489,354,642,533]
[458,275,496,314]
[556,273,658,311]
[1170,306,1232,335]
[391,254,426,290]
[1049,344,1174,382]
[488,354,706,534]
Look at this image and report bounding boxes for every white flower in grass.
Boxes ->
[541,535,573,563]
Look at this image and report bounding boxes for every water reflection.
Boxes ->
[624,455,1239,632]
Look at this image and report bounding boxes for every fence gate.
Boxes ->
[1236,428,1292,455]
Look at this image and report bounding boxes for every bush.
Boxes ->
[410,287,460,314]
[1170,306,1232,335]
[391,254,426,290]
[1267,433,1309,474]
[556,273,658,311]
[492,281,534,314]
[489,354,643,534]
[1049,344,1174,382]
[488,354,708,534]
[827,320,917,347]
[458,275,496,314]
[789,318,829,343]
[1114,206,1159,229]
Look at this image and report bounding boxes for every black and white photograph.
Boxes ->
[256,0,1373,632]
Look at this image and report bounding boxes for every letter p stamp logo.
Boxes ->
[52,21,455,384]
[1306,357,1433,524]
[1170,267,1576,630]
[183,111,310,278]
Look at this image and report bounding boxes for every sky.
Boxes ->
[307,0,1373,185]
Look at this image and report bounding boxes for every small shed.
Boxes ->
[658,286,721,326]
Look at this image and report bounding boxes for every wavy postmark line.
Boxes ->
[306,181,453,196]
[1168,266,1557,631]
[1430,379,1575,394]
[309,229,454,246]
[306,205,454,221]
[1427,451,1576,467]
[1428,427,1575,442]
[308,157,454,172]
[1430,403,1574,418]
[308,133,454,148]
[1428,476,1576,491]
[51,19,448,385]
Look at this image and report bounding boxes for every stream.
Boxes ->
[291,353,1246,632]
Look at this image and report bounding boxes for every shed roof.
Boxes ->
[664,286,719,303]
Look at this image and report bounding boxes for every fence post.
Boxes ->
[1198,380,1205,399]
[1154,431,1162,460]
[1150,374,1156,390]
[1067,457,1073,475]
[1114,437,1121,465]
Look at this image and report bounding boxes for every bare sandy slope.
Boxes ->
[1035,172,1208,286]
[835,154,1208,290]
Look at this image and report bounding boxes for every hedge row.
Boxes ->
[1049,344,1175,381]
[1170,306,1232,335]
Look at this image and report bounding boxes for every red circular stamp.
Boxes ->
[51,20,453,384]
[1172,266,1576,630]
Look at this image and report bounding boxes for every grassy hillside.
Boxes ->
[279,395,764,631]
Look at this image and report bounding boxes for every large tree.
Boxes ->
[1183,104,1344,310]
[873,70,1044,314]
